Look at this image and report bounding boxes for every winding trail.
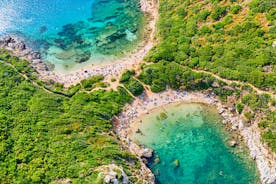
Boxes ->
[0,60,55,94]
[1,59,143,101]
[133,63,276,100]
[191,68,276,99]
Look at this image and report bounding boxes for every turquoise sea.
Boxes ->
[131,103,260,184]
[0,0,144,71]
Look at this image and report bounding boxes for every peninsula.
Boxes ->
[0,0,275,183]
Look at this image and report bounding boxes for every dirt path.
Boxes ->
[0,60,56,94]
[133,64,276,100]
[0,60,76,98]
[191,69,276,99]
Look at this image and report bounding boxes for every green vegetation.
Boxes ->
[80,75,104,90]
[119,70,135,83]
[146,0,276,91]
[111,77,117,82]
[211,5,228,20]
[124,78,144,96]
[159,112,168,120]
[138,61,236,101]
[139,62,214,91]
[0,55,141,183]
[142,0,275,152]
[119,70,144,96]
[138,62,275,151]
[0,0,275,182]
[241,93,269,111]
[230,5,241,14]
[236,102,244,114]
[239,93,276,151]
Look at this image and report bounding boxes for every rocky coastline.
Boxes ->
[0,35,52,72]
[1,34,275,183]
[1,0,275,183]
[0,0,158,88]
[115,89,276,184]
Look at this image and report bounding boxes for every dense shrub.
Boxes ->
[230,5,241,14]
[211,6,228,20]
[80,75,104,90]
[119,70,135,83]
[124,78,144,96]
[249,0,275,14]
[236,102,244,114]
[197,10,211,21]
[0,60,138,183]
[199,26,212,35]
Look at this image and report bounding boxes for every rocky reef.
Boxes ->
[0,0,145,71]
[39,0,144,67]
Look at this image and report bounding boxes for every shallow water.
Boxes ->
[131,103,260,184]
[0,0,144,72]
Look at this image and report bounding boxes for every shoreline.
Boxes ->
[114,89,276,184]
[1,0,275,183]
[0,0,158,88]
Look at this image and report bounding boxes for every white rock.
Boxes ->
[272,41,276,48]
[141,148,153,158]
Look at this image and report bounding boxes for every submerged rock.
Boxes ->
[159,112,168,120]
[154,169,160,176]
[39,26,48,34]
[229,140,238,147]
[154,156,160,164]
[135,128,142,134]
[173,159,179,168]
[75,52,91,63]
[141,148,153,159]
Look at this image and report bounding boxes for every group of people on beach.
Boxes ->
[117,90,216,138]
[40,38,152,87]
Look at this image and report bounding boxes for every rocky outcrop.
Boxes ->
[0,35,50,72]
[113,116,155,183]
[211,93,276,184]
[141,148,153,159]
[95,164,131,184]
[229,140,238,147]
[139,0,155,14]
[124,140,155,183]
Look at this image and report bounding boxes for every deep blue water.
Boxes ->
[131,103,260,184]
[0,0,144,71]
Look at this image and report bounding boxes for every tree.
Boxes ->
[211,6,228,20]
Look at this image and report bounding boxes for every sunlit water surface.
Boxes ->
[0,0,144,72]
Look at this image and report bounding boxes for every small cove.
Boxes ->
[0,0,144,72]
[130,103,260,183]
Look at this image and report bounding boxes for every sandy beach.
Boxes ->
[115,89,276,184]
[0,0,158,88]
[1,0,275,183]
[34,0,159,87]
